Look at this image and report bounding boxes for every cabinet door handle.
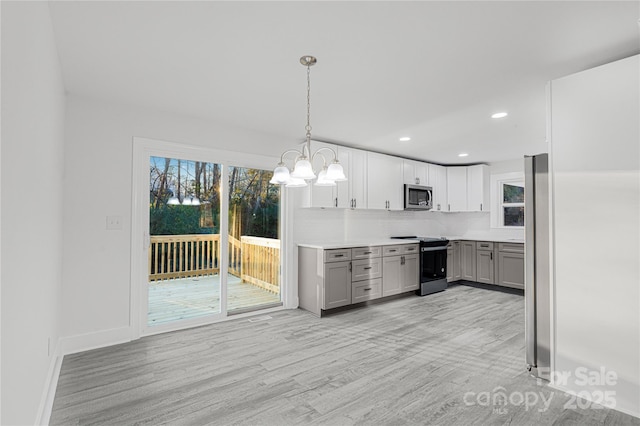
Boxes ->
[364,288,372,291]
[401,256,405,265]
[354,199,357,209]
[480,203,483,211]
[448,204,451,211]
[364,251,372,254]
[490,252,493,260]
[363,266,372,270]
[335,197,338,207]
[349,262,352,272]
[334,254,344,257]
[389,249,397,253]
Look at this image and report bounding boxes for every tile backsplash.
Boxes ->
[293,207,524,244]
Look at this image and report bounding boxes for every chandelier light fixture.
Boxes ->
[270,56,346,188]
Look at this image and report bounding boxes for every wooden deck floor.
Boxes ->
[148,275,281,326]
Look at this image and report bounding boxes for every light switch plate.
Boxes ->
[106,215,123,230]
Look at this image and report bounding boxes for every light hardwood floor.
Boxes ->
[50,283,639,425]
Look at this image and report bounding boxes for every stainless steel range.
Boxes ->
[392,236,449,296]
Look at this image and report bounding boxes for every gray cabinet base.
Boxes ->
[314,292,414,317]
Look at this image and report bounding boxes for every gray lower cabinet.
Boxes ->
[382,255,402,296]
[497,243,525,289]
[447,241,461,282]
[323,261,352,309]
[447,240,524,290]
[401,253,420,292]
[475,241,495,284]
[461,241,476,281]
[299,243,419,316]
[382,245,419,296]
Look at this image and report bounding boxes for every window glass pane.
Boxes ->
[504,206,525,227]
[227,166,281,313]
[503,183,524,203]
[148,156,221,326]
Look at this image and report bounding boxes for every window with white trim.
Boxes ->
[500,181,524,227]
[490,172,525,228]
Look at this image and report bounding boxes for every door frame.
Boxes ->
[130,137,290,339]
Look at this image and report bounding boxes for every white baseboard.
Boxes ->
[35,340,63,426]
[59,326,132,356]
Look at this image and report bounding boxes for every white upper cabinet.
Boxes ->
[306,142,368,209]
[306,140,340,208]
[303,143,487,213]
[428,164,447,212]
[367,152,404,210]
[446,167,467,211]
[445,165,490,212]
[402,159,429,186]
[338,147,367,209]
[466,164,490,212]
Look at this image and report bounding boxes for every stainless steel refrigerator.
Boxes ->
[524,154,551,381]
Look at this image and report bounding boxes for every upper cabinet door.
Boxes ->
[446,167,467,212]
[349,148,367,209]
[466,164,490,212]
[334,146,367,209]
[307,140,338,208]
[367,152,404,210]
[403,160,429,186]
[428,164,447,211]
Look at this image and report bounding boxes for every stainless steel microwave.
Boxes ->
[404,184,433,210]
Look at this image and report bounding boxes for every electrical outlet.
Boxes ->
[106,215,123,230]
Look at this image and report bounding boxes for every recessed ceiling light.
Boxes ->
[399,137,411,142]
[491,112,508,119]
[458,153,469,157]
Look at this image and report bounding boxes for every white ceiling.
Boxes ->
[48,1,639,165]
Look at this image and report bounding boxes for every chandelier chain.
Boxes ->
[305,64,312,138]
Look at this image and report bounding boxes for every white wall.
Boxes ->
[60,95,286,347]
[1,2,66,424]
[550,55,639,416]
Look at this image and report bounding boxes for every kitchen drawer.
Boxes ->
[476,241,494,251]
[352,278,382,303]
[383,245,403,256]
[352,246,382,259]
[401,244,419,255]
[324,249,352,263]
[498,242,524,253]
[352,258,383,281]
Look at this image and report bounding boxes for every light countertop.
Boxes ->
[298,235,523,250]
[445,235,525,244]
[298,239,420,250]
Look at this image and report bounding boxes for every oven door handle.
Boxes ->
[420,246,447,252]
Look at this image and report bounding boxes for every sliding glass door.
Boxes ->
[144,153,281,330]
